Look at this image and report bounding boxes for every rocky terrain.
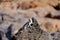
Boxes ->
[0,0,60,40]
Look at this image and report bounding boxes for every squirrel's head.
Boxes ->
[28,17,39,28]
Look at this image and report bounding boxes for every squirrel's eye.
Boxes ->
[30,24,33,26]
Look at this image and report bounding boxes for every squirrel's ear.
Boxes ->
[29,18,32,23]
[29,17,38,24]
[28,18,33,26]
[32,17,36,22]
[29,17,36,23]
[32,17,37,23]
